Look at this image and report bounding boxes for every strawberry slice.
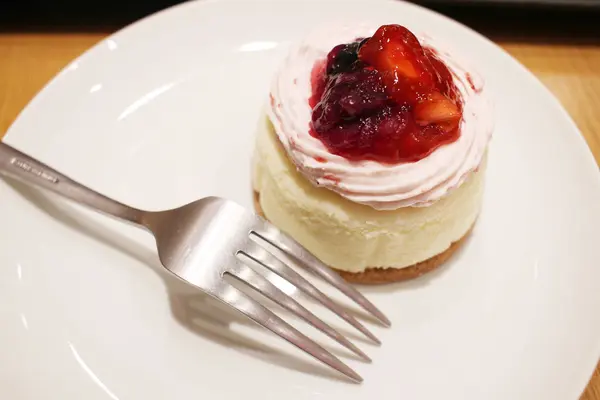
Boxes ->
[358,24,436,103]
[414,92,461,132]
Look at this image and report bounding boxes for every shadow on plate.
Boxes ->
[5,178,369,383]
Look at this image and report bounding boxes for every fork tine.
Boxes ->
[251,229,391,327]
[241,243,381,345]
[232,258,371,362]
[215,282,363,383]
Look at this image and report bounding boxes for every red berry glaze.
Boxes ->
[310,24,463,163]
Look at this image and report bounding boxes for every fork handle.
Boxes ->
[0,141,145,225]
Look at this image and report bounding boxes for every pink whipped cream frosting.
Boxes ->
[266,23,494,210]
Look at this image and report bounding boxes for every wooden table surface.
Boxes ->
[1,29,599,399]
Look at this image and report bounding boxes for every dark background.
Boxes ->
[0,0,599,43]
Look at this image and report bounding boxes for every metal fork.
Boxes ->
[0,141,390,382]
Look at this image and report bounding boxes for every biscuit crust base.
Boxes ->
[253,192,472,284]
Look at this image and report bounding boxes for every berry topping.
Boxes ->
[309,24,463,163]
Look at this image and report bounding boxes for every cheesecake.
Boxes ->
[252,23,493,284]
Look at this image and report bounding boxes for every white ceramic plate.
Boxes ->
[2,0,600,399]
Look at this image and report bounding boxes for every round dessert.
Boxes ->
[252,23,493,284]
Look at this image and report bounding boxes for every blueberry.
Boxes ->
[326,39,366,75]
